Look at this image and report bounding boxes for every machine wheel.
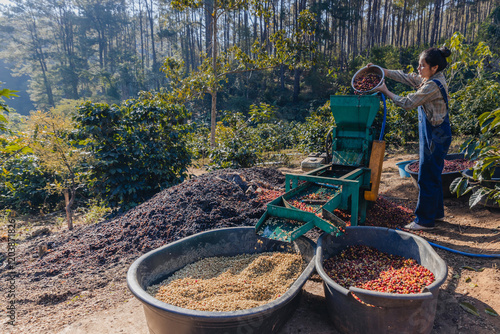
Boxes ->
[325,129,333,163]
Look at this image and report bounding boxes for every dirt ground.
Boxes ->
[1,153,499,334]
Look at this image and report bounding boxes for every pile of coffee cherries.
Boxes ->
[323,245,435,294]
[407,158,475,174]
[353,73,382,92]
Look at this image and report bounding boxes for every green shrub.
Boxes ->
[74,92,192,207]
[297,100,334,153]
[451,108,500,207]
[382,91,419,146]
[208,111,260,169]
[449,77,500,136]
[186,124,210,161]
[0,154,60,213]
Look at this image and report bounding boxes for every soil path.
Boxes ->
[2,154,499,334]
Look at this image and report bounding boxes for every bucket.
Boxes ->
[351,65,385,94]
[127,227,316,334]
[395,160,413,178]
[316,226,447,334]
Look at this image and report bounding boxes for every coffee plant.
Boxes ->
[377,91,419,146]
[449,77,500,136]
[0,153,60,213]
[74,92,192,207]
[186,124,211,162]
[297,100,334,153]
[209,111,260,169]
[451,108,500,207]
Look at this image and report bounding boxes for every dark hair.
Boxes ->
[420,47,452,72]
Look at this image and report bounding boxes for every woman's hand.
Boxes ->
[373,79,389,94]
[366,63,387,76]
[373,79,386,92]
[373,79,398,101]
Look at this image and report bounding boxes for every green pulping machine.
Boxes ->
[255,95,386,242]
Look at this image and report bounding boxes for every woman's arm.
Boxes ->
[373,80,398,101]
[366,63,422,88]
[374,80,441,111]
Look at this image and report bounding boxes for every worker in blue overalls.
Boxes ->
[368,47,453,230]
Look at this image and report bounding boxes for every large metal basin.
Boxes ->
[127,227,316,334]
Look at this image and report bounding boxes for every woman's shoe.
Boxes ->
[404,221,434,230]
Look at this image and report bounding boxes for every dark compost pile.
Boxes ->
[2,168,284,309]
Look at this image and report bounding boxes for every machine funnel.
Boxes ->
[330,95,380,131]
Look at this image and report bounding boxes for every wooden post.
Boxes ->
[364,140,386,202]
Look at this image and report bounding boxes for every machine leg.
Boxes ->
[359,197,367,225]
[350,186,359,227]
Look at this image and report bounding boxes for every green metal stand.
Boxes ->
[255,95,382,242]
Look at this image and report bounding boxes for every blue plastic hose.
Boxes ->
[395,228,500,258]
[379,93,387,141]
[426,240,500,259]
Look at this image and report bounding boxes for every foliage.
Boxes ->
[204,102,303,169]
[209,111,260,169]
[185,124,211,163]
[29,107,91,228]
[249,102,276,124]
[79,199,112,225]
[29,109,90,195]
[74,93,192,208]
[0,85,53,214]
[252,121,299,153]
[0,84,19,132]
[0,152,59,213]
[383,91,419,146]
[451,108,500,207]
[478,6,500,54]
[367,45,403,71]
[444,32,494,92]
[162,1,317,147]
[449,78,500,136]
[296,100,334,153]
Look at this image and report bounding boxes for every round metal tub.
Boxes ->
[351,65,385,94]
[316,226,448,334]
[127,227,316,334]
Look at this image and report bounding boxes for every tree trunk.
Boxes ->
[210,7,218,148]
[205,0,213,57]
[280,65,285,91]
[293,68,301,102]
[64,189,73,230]
[382,0,389,44]
[399,1,407,47]
[139,1,145,76]
[145,0,158,89]
[430,0,441,46]
[366,0,372,49]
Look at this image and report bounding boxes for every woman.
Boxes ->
[369,47,452,230]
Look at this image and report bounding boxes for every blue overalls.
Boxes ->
[414,79,452,227]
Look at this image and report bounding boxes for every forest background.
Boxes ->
[0,0,499,226]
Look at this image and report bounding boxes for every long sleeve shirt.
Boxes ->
[385,70,449,126]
